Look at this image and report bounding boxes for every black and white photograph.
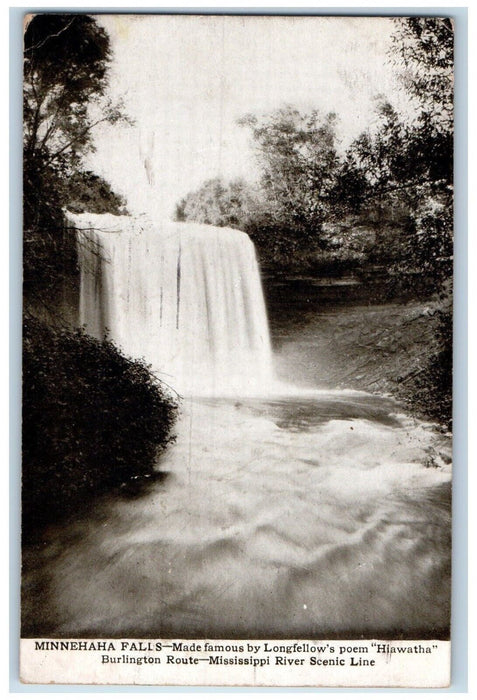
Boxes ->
[20,12,454,686]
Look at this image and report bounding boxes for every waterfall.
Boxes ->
[68,212,273,396]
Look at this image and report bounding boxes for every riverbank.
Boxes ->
[266,288,451,429]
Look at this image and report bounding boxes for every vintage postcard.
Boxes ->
[21,13,453,686]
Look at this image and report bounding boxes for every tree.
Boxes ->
[393,18,453,190]
[23,14,128,296]
[175,177,258,230]
[66,170,127,215]
[341,18,453,295]
[238,107,342,253]
[392,17,453,134]
[391,18,453,296]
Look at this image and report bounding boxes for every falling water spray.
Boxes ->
[69,212,273,396]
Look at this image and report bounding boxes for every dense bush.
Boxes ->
[22,317,179,536]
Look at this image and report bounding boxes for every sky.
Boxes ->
[87,15,416,219]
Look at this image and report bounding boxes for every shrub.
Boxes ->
[22,317,179,536]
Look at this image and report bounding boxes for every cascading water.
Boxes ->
[24,211,452,643]
[68,212,273,396]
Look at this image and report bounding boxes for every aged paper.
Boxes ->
[21,14,453,687]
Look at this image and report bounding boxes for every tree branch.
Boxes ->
[46,116,109,163]
[24,17,76,53]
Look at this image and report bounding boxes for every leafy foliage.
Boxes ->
[23,14,129,298]
[25,15,109,157]
[392,17,453,133]
[22,317,179,536]
[349,19,452,298]
[238,107,342,251]
[175,178,258,229]
[66,170,127,215]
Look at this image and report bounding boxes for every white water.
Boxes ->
[23,396,451,638]
[22,213,452,639]
[69,212,273,396]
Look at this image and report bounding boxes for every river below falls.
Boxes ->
[22,391,451,639]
